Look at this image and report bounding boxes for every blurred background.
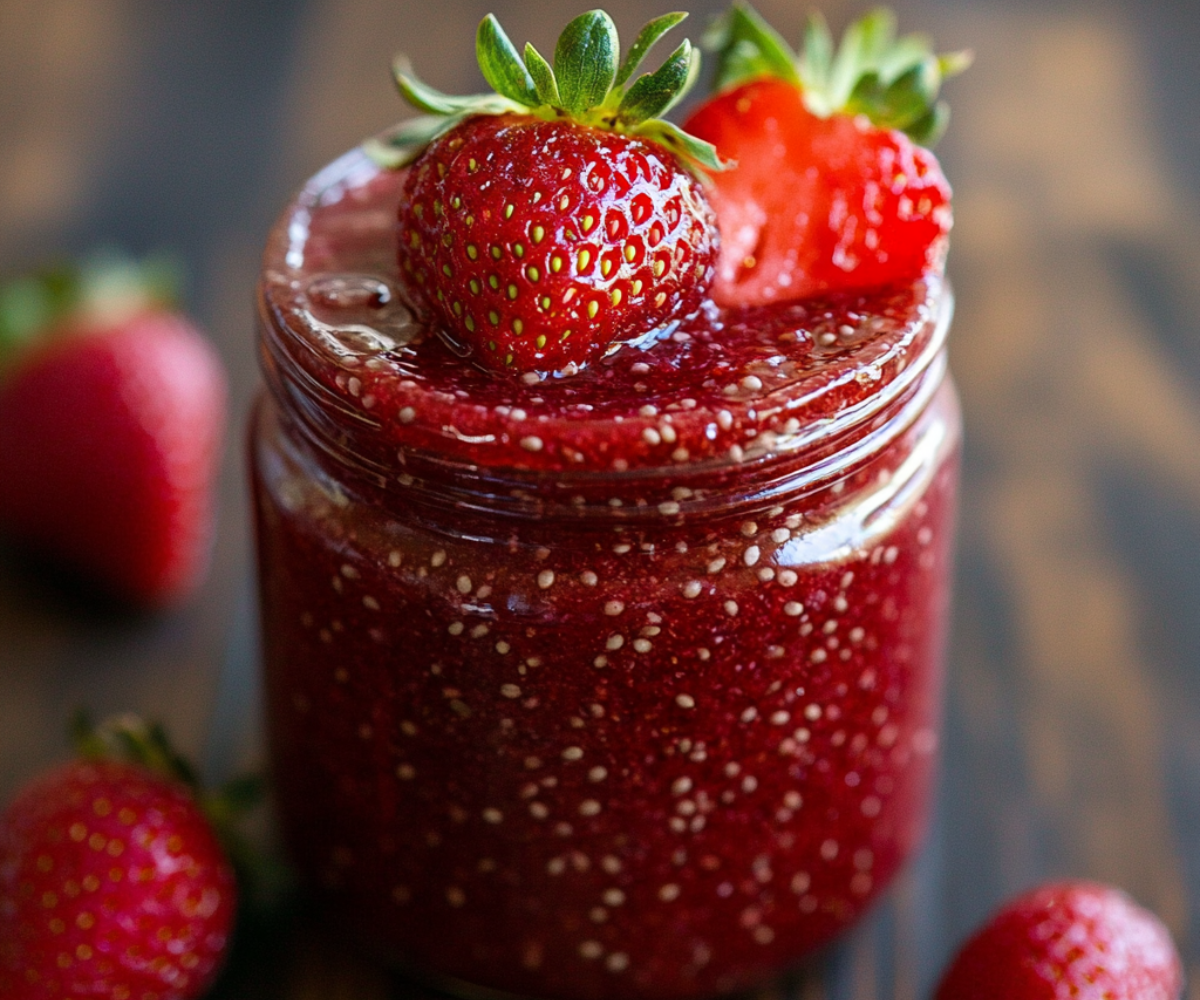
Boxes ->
[2,0,1200,997]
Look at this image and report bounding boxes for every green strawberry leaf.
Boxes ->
[78,250,180,322]
[365,116,458,168]
[904,102,949,146]
[840,52,962,142]
[524,43,561,106]
[800,12,834,91]
[73,710,199,789]
[889,61,941,126]
[365,104,509,169]
[554,10,619,117]
[824,9,879,109]
[619,40,693,124]
[848,62,934,131]
[706,2,799,93]
[0,252,180,370]
[0,267,77,360]
[939,49,975,79]
[217,774,268,811]
[615,11,688,88]
[876,34,936,82]
[705,3,970,146]
[635,119,726,173]
[382,10,721,174]
[665,42,703,116]
[477,14,539,107]
[392,58,487,116]
[364,119,442,169]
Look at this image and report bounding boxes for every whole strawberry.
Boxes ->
[935,881,1183,1000]
[0,717,237,1000]
[684,5,969,307]
[0,255,226,605]
[377,10,722,376]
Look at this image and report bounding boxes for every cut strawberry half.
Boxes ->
[684,4,969,307]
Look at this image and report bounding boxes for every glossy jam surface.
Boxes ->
[253,152,960,999]
[261,154,946,478]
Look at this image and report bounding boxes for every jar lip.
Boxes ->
[259,145,953,482]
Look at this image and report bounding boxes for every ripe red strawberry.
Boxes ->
[378,10,722,376]
[934,881,1183,1000]
[0,719,238,1000]
[0,256,226,605]
[683,4,968,307]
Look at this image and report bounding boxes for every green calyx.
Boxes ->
[74,711,204,788]
[368,9,724,172]
[0,251,180,371]
[72,711,268,827]
[705,3,972,146]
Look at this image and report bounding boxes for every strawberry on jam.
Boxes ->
[386,11,721,377]
[683,4,968,307]
[399,116,715,376]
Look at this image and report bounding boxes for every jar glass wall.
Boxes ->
[251,151,961,1000]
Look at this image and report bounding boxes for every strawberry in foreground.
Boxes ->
[934,881,1183,1000]
[0,715,239,1000]
[684,4,969,307]
[374,10,722,377]
[0,254,226,606]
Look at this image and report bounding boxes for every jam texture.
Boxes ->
[252,152,960,999]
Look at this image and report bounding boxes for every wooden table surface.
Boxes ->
[3,0,1200,997]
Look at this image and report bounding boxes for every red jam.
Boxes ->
[252,150,960,999]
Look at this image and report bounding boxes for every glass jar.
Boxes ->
[251,149,960,1000]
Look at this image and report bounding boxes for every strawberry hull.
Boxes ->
[252,151,960,998]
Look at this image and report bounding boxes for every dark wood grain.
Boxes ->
[2,0,1200,997]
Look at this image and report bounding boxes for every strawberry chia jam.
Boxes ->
[251,149,960,999]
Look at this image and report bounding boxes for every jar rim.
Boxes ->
[258,145,952,490]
